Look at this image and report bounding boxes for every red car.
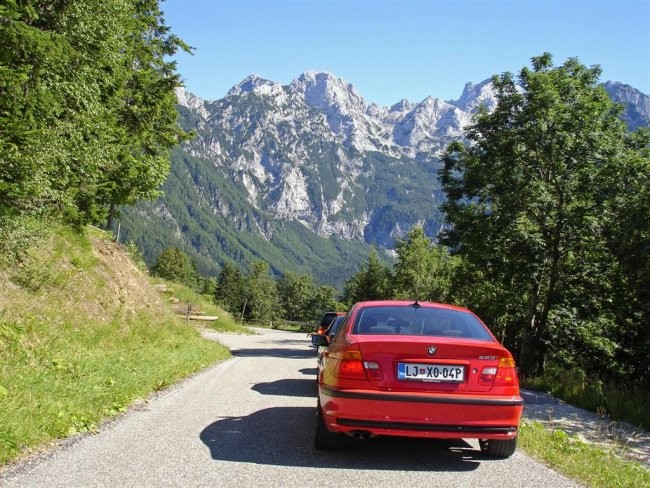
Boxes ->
[311,300,523,458]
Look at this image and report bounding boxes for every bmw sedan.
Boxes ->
[311,300,523,458]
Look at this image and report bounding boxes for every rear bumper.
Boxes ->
[319,385,523,440]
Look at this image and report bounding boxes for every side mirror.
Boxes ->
[311,334,329,347]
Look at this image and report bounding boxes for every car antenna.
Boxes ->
[411,300,421,309]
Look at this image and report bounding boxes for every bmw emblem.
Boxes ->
[427,345,437,355]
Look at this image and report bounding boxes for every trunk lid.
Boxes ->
[357,335,509,393]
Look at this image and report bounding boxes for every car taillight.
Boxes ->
[338,350,364,377]
[336,348,383,380]
[364,361,383,380]
[494,357,518,386]
[479,367,497,385]
[479,357,518,386]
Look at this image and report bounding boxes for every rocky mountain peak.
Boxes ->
[390,99,416,113]
[420,96,445,108]
[452,78,497,112]
[291,71,368,116]
[603,81,650,131]
[227,74,283,97]
[604,81,644,98]
[128,72,650,284]
[174,86,209,118]
[288,71,375,149]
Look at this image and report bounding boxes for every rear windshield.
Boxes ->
[351,305,493,341]
[327,315,346,336]
[319,312,341,327]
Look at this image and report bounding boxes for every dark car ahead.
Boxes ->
[311,300,523,458]
[314,311,346,336]
[316,314,347,362]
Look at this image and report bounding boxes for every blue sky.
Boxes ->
[162,0,650,106]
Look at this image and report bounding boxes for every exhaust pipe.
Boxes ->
[350,430,372,440]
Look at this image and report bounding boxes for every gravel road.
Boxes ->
[0,328,579,487]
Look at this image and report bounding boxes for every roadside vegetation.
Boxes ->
[153,279,252,335]
[0,219,231,465]
[522,368,650,430]
[0,0,190,229]
[519,421,650,487]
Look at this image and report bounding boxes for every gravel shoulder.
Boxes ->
[521,389,649,467]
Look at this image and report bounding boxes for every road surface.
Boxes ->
[0,328,579,487]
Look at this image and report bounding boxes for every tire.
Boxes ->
[314,402,342,450]
[479,437,517,459]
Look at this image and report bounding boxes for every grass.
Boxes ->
[519,420,650,487]
[0,218,232,465]
[263,321,313,333]
[0,315,227,463]
[153,280,253,335]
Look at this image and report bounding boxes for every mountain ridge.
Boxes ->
[119,72,649,285]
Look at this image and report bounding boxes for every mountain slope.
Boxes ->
[119,148,386,285]
[119,73,649,285]
[604,81,650,131]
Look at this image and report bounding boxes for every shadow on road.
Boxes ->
[265,338,312,345]
[199,407,482,471]
[252,379,317,398]
[299,367,317,376]
[231,348,314,359]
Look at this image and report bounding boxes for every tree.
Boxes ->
[342,250,391,304]
[599,129,650,385]
[242,261,282,324]
[152,247,198,288]
[215,262,245,316]
[0,1,190,226]
[198,276,217,297]
[277,272,341,322]
[392,227,458,302]
[1,0,124,223]
[277,272,316,321]
[439,53,630,376]
[306,285,341,322]
[102,0,192,229]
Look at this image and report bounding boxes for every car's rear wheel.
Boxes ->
[479,437,517,458]
[315,402,342,450]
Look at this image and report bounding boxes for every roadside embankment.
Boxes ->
[0,220,230,465]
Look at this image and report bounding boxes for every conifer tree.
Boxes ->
[277,272,316,321]
[243,261,282,323]
[216,262,245,316]
[152,247,198,288]
[342,250,391,304]
[0,1,189,225]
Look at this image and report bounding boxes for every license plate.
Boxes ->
[397,363,465,382]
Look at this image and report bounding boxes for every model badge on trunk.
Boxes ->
[427,345,437,355]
